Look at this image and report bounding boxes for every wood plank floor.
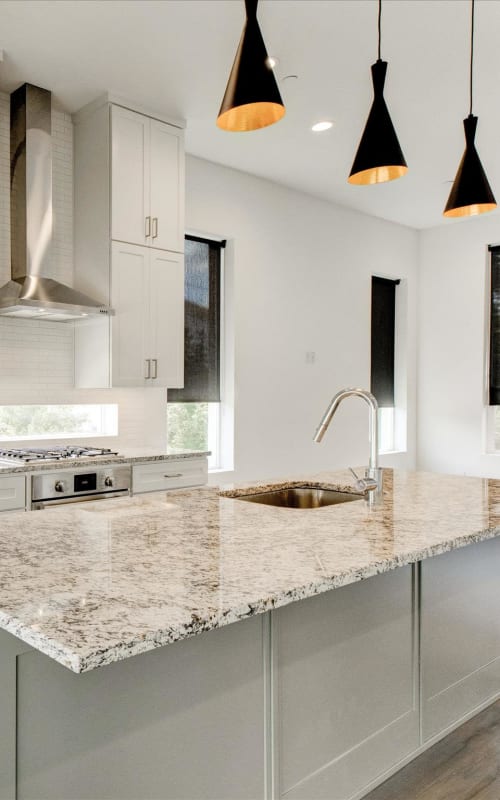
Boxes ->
[365,700,500,800]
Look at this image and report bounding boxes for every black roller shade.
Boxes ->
[489,247,500,405]
[371,276,398,408]
[168,236,222,403]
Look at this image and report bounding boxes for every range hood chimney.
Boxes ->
[0,83,113,322]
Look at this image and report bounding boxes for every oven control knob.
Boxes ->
[104,476,113,487]
[54,480,65,493]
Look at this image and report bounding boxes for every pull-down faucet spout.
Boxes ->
[313,387,383,504]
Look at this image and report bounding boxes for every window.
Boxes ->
[167,235,232,470]
[0,404,118,441]
[371,276,404,453]
[489,246,500,405]
[486,246,500,451]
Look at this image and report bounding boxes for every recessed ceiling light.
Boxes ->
[311,121,334,133]
[266,56,278,69]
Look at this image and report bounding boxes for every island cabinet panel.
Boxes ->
[274,565,418,800]
[15,616,266,800]
[0,631,32,800]
[421,537,500,742]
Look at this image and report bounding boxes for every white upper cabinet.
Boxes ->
[111,107,150,248]
[149,249,184,387]
[111,243,149,387]
[73,97,185,389]
[149,119,184,254]
[110,242,184,388]
[111,107,184,253]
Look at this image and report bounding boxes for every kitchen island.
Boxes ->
[2,468,500,799]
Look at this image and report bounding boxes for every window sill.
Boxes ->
[209,467,234,475]
[0,432,117,443]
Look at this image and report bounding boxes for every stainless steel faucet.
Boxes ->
[313,387,383,505]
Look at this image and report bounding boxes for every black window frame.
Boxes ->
[489,246,500,405]
[370,276,399,408]
[168,235,224,404]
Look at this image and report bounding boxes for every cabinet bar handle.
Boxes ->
[152,217,158,239]
[152,358,158,379]
[144,359,151,379]
[145,216,151,238]
[164,473,183,478]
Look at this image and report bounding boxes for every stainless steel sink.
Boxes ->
[234,486,363,509]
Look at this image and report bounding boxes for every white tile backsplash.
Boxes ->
[0,90,167,452]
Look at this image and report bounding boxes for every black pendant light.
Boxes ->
[348,0,407,185]
[217,0,285,132]
[444,0,496,218]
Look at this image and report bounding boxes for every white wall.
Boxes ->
[186,156,419,484]
[0,88,419,470]
[418,214,500,477]
[0,92,167,452]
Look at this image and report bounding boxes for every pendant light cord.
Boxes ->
[377,0,382,60]
[469,0,474,115]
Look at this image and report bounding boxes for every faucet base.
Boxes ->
[365,467,384,506]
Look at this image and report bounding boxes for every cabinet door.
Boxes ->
[111,242,149,387]
[275,566,419,799]
[0,476,26,511]
[149,120,184,254]
[149,249,184,388]
[111,106,150,247]
[15,617,265,800]
[421,538,500,742]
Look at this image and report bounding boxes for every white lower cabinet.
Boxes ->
[132,458,207,494]
[274,565,419,799]
[0,475,26,512]
[421,537,500,742]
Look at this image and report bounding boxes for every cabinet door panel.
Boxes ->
[111,107,150,247]
[0,631,32,800]
[422,538,500,741]
[150,120,184,253]
[276,566,419,799]
[149,249,184,387]
[111,243,148,387]
[0,475,26,511]
[16,617,265,800]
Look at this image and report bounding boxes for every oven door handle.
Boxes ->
[31,489,130,509]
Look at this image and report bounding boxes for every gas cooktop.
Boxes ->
[0,446,119,464]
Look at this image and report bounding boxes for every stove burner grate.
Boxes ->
[0,446,118,463]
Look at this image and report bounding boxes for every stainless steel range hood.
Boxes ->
[0,83,113,322]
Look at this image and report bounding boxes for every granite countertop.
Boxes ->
[0,449,209,474]
[1,468,500,673]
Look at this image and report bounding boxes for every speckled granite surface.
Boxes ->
[0,449,209,474]
[1,468,500,673]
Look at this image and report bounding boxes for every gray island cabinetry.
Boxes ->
[2,470,500,799]
[1,568,418,800]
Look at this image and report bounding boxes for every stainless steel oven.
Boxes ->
[31,465,131,509]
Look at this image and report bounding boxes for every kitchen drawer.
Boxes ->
[132,458,207,494]
[0,475,26,512]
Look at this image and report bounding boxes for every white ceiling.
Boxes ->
[1,0,500,229]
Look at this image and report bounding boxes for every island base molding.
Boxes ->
[2,538,500,799]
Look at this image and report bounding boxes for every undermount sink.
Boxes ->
[234,486,363,509]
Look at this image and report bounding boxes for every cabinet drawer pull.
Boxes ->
[152,217,158,239]
[151,358,158,379]
[145,216,151,238]
[164,473,183,478]
[144,359,151,379]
